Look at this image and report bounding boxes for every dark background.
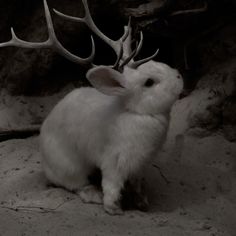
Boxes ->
[0,0,235,95]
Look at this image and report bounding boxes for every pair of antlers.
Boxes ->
[0,0,158,70]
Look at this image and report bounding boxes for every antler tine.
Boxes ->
[119,40,138,69]
[0,26,51,49]
[112,41,124,71]
[122,30,159,69]
[53,0,134,60]
[0,0,95,66]
[121,17,132,57]
[121,17,131,43]
[54,0,122,56]
[119,31,143,69]
[133,31,143,58]
[130,48,159,69]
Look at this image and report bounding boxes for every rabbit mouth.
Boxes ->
[179,88,189,99]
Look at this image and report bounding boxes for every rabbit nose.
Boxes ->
[179,88,189,99]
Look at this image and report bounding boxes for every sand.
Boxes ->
[0,80,235,235]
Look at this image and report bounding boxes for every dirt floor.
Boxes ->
[0,84,236,235]
[0,134,235,236]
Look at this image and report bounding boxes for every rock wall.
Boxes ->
[0,0,235,94]
[0,0,235,139]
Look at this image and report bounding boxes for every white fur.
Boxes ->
[40,60,183,214]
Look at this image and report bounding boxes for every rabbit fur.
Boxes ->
[40,60,183,214]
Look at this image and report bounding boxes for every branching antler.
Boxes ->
[0,0,95,67]
[54,0,159,70]
[0,0,159,70]
[54,0,128,58]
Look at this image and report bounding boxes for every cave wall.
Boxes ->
[0,0,235,95]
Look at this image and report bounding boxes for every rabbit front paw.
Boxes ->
[104,203,124,215]
[79,185,103,204]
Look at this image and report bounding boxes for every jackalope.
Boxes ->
[0,0,183,215]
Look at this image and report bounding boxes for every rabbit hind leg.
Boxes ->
[41,137,91,192]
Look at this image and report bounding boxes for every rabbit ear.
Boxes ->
[86,66,126,96]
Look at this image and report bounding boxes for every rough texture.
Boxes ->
[0,89,235,235]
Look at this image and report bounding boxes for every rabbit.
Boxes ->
[39,60,183,215]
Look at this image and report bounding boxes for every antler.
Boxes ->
[0,0,159,70]
[54,0,159,70]
[0,0,95,67]
[54,0,129,60]
[120,31,159,69]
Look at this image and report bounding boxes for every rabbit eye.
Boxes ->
[144,78,155,87]
[177,75,181,79]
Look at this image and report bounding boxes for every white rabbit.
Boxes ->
[40,61,183,214]
[0,0,183,215]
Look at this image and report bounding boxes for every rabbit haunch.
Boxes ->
[40,60,183,214]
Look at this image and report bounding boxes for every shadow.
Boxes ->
[144,161,234,213]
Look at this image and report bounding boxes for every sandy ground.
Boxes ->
[0,79,236,235]
[0,129,236,234]
[1,134,235,236]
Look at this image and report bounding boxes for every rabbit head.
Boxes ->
[87,61,183,116]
